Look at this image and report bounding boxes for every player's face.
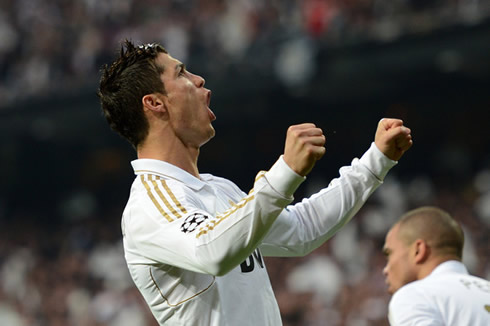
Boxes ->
[382,224,417,294]
[157,52,216,148]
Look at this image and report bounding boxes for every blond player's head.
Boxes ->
[382,206,464,294]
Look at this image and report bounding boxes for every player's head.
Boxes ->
[382,206,464,294]
[97,40,168,148]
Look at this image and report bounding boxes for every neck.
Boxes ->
[137,135,201,179]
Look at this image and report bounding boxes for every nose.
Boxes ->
[382,264,388,277]
[192,73,205,88]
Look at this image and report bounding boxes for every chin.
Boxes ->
[200,130,215,147]
[206,125,216,139]
[389,283,403,295]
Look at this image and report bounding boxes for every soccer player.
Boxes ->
[383,206,490,325]
[97,40,413,325]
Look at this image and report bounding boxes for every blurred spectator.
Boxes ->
[1,0,489,108]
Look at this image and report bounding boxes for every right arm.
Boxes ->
[124,123,323,276]
[123,160,304,276]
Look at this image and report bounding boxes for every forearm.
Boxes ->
[261,143,397,256]
[194,157,304,275]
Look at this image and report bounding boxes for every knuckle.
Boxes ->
[288,125,300,134]
[305,145,317,156]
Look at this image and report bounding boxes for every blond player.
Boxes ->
[383,206,490,325]
[97,40,413,325]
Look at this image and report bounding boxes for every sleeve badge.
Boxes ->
[180,213,209,234]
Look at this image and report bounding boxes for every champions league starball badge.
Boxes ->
[180,213,209,233]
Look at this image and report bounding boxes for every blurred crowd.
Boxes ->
[1,0,489,108]
[1,165,489,325]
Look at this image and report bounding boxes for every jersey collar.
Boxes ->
[430,260,468,277]
[131,159,209,190]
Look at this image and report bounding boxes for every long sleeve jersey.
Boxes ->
[122,142,396,325]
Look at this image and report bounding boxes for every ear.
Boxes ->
[412,239,430,264]
[142,94,166,113]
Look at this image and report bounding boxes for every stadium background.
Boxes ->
[0,1,489,325]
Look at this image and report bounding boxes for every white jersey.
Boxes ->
[388,261,490,326]
[123,143,396,325]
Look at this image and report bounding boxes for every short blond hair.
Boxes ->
[396,206,464,259]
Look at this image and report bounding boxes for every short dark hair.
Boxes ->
[97,40,168,148]
[398,206,465,259]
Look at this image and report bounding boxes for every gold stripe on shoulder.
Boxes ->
[255,171,267,182]
[196,194,255,238]
[158,177,188,215]
[141,175,174,222]
[149,176,182,219]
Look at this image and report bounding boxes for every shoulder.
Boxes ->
[388,270,473,325]
[389,280,442,324]
[390,280,427,307]
[203,174,240,188]
[390,274,448,306]
[388,286,443,326]
[132,174,194,203]
[128,174,202,225]
[201,173,246,197]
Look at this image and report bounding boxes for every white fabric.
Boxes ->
[388,260,490,326]
[123,142,396,325]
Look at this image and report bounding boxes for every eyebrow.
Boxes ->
[175,63,185,75]
[382,247,390,256]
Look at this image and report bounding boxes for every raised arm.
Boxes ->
[260,118,413,257]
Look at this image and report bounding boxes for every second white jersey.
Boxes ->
[388,261,490,326]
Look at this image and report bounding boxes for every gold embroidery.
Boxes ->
[196,194,255,238]
[149,267,215,307]
[255,171,266,182]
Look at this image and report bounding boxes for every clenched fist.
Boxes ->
[283,123,326,176]
[375,118,413,161]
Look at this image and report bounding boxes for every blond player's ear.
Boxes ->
[413,239,429,264]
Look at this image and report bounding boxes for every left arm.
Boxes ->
[260,143,394,256]
[260,118,412,257]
